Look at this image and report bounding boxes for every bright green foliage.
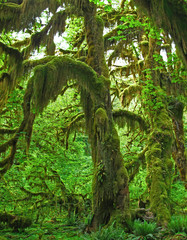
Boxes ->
[0,91,92,225]
[168,215,187,234]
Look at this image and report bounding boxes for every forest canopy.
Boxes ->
[0,0,186,239]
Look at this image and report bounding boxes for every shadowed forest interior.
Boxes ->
[0,0,187,239]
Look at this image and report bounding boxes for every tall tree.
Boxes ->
[0,0,130,229]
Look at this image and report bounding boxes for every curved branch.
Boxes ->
[26,56,108,113]
[113,109,149,131]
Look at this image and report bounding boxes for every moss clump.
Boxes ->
[95,108,108,124]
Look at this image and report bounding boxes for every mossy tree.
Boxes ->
[100,1,186,224]
[0,0,130,230]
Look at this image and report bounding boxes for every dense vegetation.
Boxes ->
[0,0,186,239]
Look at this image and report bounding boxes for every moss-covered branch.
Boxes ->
[0,2,21,32]
[0,41,23,108]
[113,109,148,131]
[0,41,22,60]
[26,56,107,113]
[120,84,142,107]
[20,187,49,197]
[0,90,32,175]
[23,56,55,70]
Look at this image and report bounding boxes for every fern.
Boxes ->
[84,222,127,240]
[168,215,187,234]
[133,220,157,238]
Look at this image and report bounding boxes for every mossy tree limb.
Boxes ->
[23,10,67,58]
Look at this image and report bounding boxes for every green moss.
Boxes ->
[121,84,142,107]
[113,109,148,131]
[94,108,109,141]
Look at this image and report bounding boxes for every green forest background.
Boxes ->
[0,0,187,239]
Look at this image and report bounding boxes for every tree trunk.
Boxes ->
[82,0,130,229]
[143,37,174,225]
[169,100,187,189]
[145,107,173,225]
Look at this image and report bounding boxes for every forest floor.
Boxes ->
[0,221,187,240]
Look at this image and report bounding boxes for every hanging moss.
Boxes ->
[133,0,187,69]
[23,10,67,58]
[94,108,108,141]
[0,0,61,32]
[84,9,109,77]
[120,84,142,107]
[0,42,23,109]
[0,3,21,31]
